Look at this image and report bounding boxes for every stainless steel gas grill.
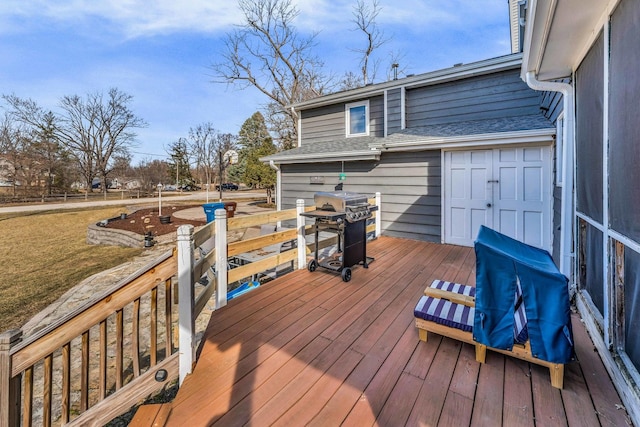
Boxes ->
[301,191,377,282]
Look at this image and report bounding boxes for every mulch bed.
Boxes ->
[105,205,206,237]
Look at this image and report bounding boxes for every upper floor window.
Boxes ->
[346,100,369,137]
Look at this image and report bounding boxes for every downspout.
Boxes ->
[525,72,574,282]
[269,160,282,213]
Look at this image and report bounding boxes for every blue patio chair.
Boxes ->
[414,226,574,389]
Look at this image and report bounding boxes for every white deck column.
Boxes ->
[375,192,382,238]
[296,199,306,270]
[177,224,195,385]
[215,209,228,309]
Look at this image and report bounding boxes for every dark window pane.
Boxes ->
[580,223,604,315]
[575,31,604,222]
[625,248,640,371]
[610,0,640,242]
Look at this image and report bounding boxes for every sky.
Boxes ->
[0,0,511,164]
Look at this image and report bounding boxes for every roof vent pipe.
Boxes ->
[392,63,399,80]
[525,71,574,281]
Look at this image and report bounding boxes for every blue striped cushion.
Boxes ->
[513,277,529,344]
[414,280,476,332]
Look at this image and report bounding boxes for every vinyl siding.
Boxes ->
[280,151,442,242]
[405,70,541,127]
[386,88,402,134]
[299,104,344,144]
[300,96,385,144]
[541,88,564,123]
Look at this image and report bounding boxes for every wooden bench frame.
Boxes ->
[415,286,565,389]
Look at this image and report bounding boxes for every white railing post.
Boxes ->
[0,329,22,427]
[215,209,228,309]
[375,192,382,238]
[177,225,195,385]
[296,199,306,270]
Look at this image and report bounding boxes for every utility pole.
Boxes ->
[218,149,224,202]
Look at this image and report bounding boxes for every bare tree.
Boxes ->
[352,0,387,86]
[134,158,169,192]
[57,88,146,194]
[4,89,146,195]
[187,123,238,195]
[340,0,408,91]
[213,0,330,150]
[0,113,26,197]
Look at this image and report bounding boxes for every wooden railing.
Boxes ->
[0,194,381,426]
[0,250,179,427]
[176,195,381,384]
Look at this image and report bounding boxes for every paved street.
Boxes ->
[0,190,267,214]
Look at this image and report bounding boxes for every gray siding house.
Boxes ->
[521,0,640,423]
[264,53,559,255]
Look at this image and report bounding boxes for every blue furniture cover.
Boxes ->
[473,226,574,364]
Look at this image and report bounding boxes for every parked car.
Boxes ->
[216,183,239,191]
[179,184,200,191]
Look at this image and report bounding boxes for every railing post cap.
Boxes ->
[177,224,194,239]
[215,208,227,220]
[0,329,22,348]
[296,199,305,207]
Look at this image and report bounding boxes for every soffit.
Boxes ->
[522,0,616,81]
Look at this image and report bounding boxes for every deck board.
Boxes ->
[502,357,535,426]
[471,353,505,426]
[439,343,480,426]
[162,237,629,427]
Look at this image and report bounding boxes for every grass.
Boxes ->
[0,207,144,332]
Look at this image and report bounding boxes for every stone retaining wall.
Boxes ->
[86,223,144,247]
[86,223,177,248]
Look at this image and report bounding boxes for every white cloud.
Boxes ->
[1,0,507,39]
[0,0,243,38]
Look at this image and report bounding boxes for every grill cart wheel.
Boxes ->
[307,259,318,272]
[341,267,352,282]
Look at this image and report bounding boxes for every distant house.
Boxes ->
[0,157,14,187]
[263,53,559,256]
[521,0,640,423]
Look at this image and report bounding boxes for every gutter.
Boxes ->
[269,160,282,213]
[525,71,574,281]
[370,128,555,152]
[261,149,380,165]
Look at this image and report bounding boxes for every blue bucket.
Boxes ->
[202,202,225,223]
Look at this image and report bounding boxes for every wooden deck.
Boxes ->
[163,237,630,427]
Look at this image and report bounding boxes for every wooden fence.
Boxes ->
[0,251,178,427]
[0,194,380,426]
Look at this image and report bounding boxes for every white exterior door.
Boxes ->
[443,146,552,251]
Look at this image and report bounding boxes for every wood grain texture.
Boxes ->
[130,238,628,427]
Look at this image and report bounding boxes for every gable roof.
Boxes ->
[291,53,524,111]
[263,114,554,164]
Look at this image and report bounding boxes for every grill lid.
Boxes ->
[314,191,369,212]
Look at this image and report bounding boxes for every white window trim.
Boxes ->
[555,112,565,187]
[345,100,370,137]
